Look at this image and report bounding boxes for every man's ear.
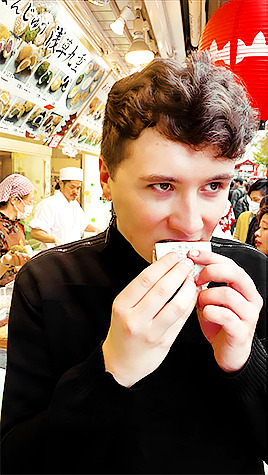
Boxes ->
[58,179,64,190]
[99,156,112,201]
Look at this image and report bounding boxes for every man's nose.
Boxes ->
[167,198,203,237]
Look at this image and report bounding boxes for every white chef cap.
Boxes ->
[59,167,83,181]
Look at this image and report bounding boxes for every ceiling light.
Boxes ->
[110,5,135,36]
[125,10,154,66]
[110,17,125,35]
[125,32,154,66]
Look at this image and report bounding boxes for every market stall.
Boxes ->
[0,0,116,234]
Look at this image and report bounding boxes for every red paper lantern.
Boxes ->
[198,0,268,120]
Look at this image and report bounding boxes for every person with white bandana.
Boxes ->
[30,167,100,248]
[0,174,35,287]
[233,177,268,243]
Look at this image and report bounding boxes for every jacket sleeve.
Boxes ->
[219,334,267,463]
[214,241,267,463]
[1,271,132,474]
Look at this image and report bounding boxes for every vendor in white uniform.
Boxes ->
[30,167,99,248]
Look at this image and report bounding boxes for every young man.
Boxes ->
[1,52,266,474]
[29,167,99,247]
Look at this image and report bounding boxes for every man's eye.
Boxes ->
[151,183,173,192]
[205,182,222,192]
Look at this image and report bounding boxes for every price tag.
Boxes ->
[154,241,212,278]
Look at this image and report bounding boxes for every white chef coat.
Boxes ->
[29,190,88,246]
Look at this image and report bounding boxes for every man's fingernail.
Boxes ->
[189,249,200,257]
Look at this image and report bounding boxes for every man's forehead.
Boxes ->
[116,129,236,181]
[66,180,82,186]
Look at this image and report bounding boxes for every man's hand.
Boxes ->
[30,228,63,246]
[103,253,199,387]
[54,236,63,246]
[189,249,263,373]
[2,251,30,268]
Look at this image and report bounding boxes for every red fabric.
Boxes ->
[219,201,236,233]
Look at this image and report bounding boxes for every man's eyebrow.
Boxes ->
[139,173,234,182]
[206,173,234,181]
[140,175,179,182]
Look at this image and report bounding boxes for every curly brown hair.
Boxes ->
[101,51,259,178]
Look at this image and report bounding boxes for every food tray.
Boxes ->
[66,59,105,111]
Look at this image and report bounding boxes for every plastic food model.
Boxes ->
[8,103,25,120]
[76,74,84,84]
[15,45,38,74]
[0,93,35,121]
[81,91,89,101]
[27,107,44,126]
[38,70,52,86]
[78,127,89,143]
[0,90,10,106]
[8,100,35,121]
[0,39,5,54]
[61,75,70,92]
[10,240,28,255]
[23,101,35,113]
[68,85,79,99]
[41,113,62,135]
[0,25,15,60]
[36,61,49,76]
[0,90,11,117]
[35,61,53,86]
[0,25,10,42]
[50,76,62,92]
[2,35,15,59]
[70,123,82,139]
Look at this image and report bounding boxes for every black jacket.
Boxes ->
[235,194,250,219]
[229,187,246,219]
[1,223,267,474]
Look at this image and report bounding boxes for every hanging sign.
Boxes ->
[0,0,110,140]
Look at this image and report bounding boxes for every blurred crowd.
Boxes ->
[216,176,268,256]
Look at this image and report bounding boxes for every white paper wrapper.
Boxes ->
[154,241,212,279]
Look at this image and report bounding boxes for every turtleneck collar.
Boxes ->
[104,216,149,283]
